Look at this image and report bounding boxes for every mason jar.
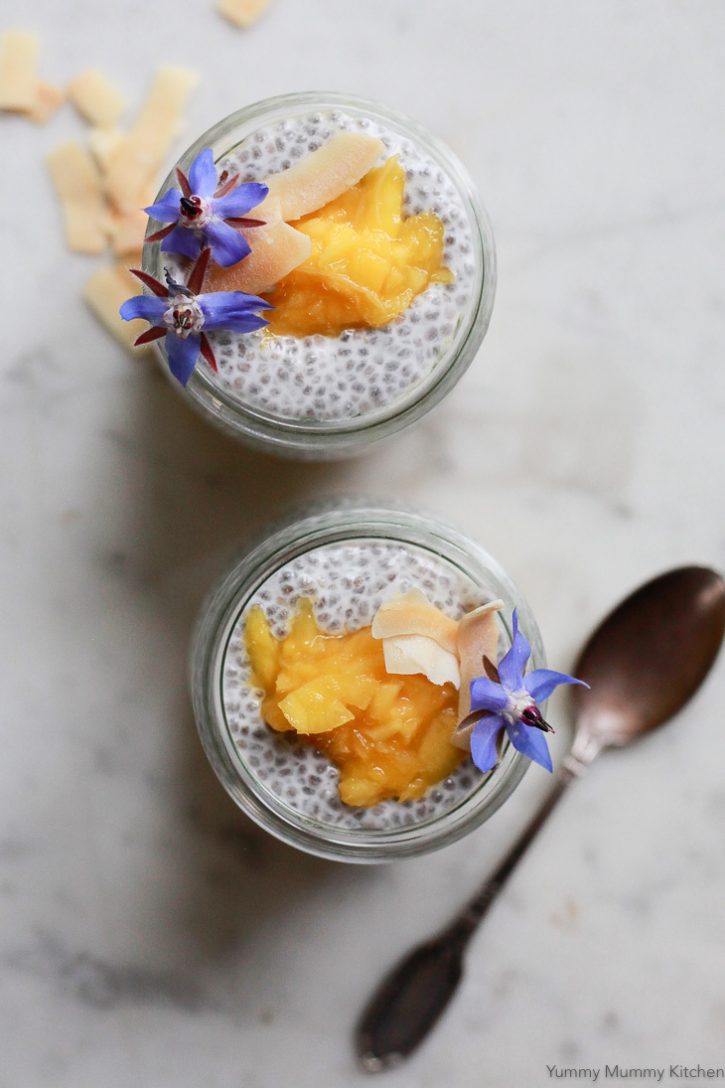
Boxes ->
[190,503,544,862]
[143,92,496,459]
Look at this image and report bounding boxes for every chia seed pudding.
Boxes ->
[146,93,496,457]
[223,539,489,832]
[191,505,542,862]
[208,112,476,422]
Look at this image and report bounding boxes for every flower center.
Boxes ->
[164,294,205,339]
[505,691,538,725]
[179,195,211,228]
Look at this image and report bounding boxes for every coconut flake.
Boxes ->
[47,141,108,254]
[217,0,272,28]
[382,634,460,688]
[104,65,199,213]
[84,264,147,350]
[456,599,504,722]
[0,30,39,112]
[68,68,126,127]
[371,588,459,655]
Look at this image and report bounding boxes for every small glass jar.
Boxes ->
[190,503,544,863]
[143,92,496,460]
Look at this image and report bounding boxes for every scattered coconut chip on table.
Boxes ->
[88,126,124,173]
[107,184,156,256]
[68,68,126,127]
[217,0,272,28]
[104,65,199,213]
[27,81,64,124]
[47,141,108,254]
[107,206,150,256]
[0,29,40,111]
[84,264,147,350]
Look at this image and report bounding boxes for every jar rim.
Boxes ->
[190,504,544,863]
[143,92,496,456]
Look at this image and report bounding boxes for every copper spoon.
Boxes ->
[356,566,725,1072]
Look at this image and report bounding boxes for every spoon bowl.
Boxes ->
[572,566,725,748]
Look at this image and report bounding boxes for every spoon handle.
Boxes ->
[355,752,591,1071]
[451,754,584,939]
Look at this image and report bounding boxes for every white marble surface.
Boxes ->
[2,2,725,1086]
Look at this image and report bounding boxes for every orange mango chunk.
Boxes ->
[263,155,453,337]
[245,599,465,806]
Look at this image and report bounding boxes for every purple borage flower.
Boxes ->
[119,248,272,387]
[464,610,589,774]
[145,148,268,268]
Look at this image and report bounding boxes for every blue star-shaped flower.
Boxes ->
[119,248,272,387]
[467,610,588,773]
[145,148,268,268]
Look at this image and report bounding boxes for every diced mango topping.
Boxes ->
[245,599,466,807]
[263,156,454,337]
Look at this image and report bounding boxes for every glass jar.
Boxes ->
[190,503,544,863]
[143,92,496,460]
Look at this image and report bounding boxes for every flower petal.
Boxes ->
[524,669,590,703]
[119,295,167,324]
[160,226,203,261]
[199,290,273,329]
[470,715,505,772]
[224,313,271,334]
[144,189,182,223]
[497,608,531,693]
[188,148,218,197]
[505,719,553,773]
[213,182,268,219]
[204,219,251,267]
[469,675,510,714]
[165,333,200,387]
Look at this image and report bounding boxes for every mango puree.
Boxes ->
[245,599,465,807]
[263,157,453,337]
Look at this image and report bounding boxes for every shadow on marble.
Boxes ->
[87,364,389,1000]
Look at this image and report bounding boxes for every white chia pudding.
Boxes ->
[202,110,478,423]
[222,539,502,832]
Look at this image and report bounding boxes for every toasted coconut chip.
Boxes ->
[47,141,108,254]
[456,599,504,722]
[217,0,271,28]
[383,634,460,689]
[257,131,385,222]
[27,80,64,124]
[204,218,311,296]
[88,126,124,173]
[0,30,39,111]
[371,588,459,655]
[84,263,147,350]
[107,206,149,255]
[107,184,155,255]
[68,68,126,127]
[105,65,199,213]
